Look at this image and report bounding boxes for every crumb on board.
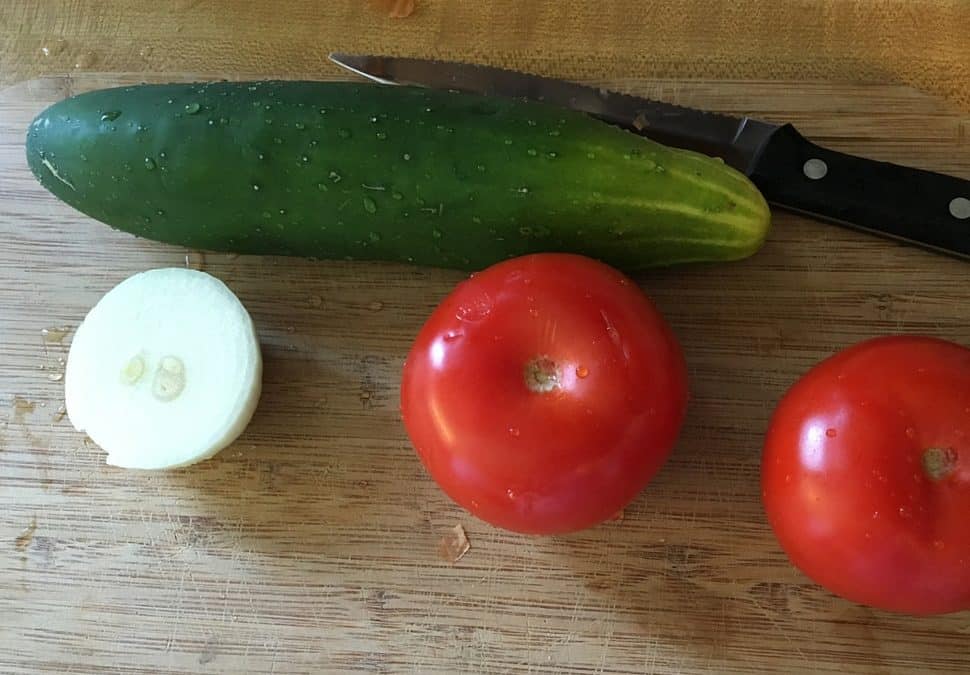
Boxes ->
[12,396,36,422]
[15,518,37,549]
[437,524,470,563]
[41,325,71,344]
[371,0,416,18]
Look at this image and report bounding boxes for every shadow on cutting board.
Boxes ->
[147,257,459,557]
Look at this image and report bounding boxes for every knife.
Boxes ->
[329,53,970,260]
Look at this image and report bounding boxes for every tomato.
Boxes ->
[400,254,688,535]
[762,336,970,615]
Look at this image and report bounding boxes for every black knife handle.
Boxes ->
[749,124,970,259]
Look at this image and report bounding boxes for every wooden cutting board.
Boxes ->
[1,74,968,675]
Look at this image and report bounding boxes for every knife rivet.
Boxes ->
[949,197,970,220]
[803,158,828,180]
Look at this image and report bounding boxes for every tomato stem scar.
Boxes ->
[524,356,561,393]
[922,447,958,481]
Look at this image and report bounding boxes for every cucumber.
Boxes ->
[26,81,770,271]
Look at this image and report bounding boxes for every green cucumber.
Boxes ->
[26,81,770,271]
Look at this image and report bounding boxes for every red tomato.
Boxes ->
[401,254,688,534]
[762,336,970,615]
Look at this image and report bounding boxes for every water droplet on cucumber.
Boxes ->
[143,157,156,170]
[100,110,121,122]
[526,148,538,157]
[337,128,352,139]
[184,102,201,115]
[362,196,377,214]
[368,231,381,242]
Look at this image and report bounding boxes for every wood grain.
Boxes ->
[2,74,970,675]
[2,0,970,110]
